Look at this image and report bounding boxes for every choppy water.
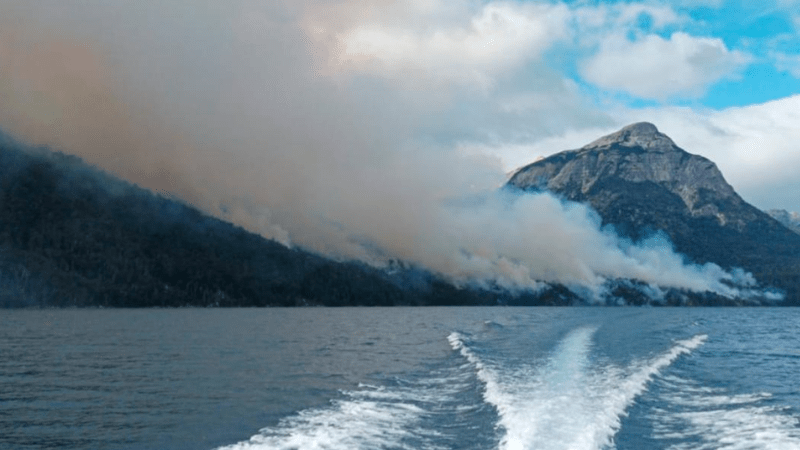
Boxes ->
[2,308,799,450]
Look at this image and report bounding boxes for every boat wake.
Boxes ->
[449,328,706,450]
[214,357,492,450]
[218,328,768,450]
[650,374,800,450]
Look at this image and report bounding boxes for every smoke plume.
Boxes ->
[0,0,768,299]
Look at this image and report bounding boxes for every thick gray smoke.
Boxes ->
[0,0,769,299]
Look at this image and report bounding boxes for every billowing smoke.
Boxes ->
[0,1,769,300]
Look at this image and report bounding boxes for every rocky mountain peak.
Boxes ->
[508,122,745,229]
[582,122,677,152]
[506,124,800,303]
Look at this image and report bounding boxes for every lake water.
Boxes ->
[2,307,800,450]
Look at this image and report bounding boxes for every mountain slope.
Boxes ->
[3,124,793,307]
[0,132,497,307]
[507,123,800,303]
[767,209,800,235]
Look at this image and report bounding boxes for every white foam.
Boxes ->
[218,331,708,450]
[215,397,426,450]
[215,363,479,450]
[450,330,707,450]
[652,376,800,450]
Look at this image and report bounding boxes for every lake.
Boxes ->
[2,307,799,449]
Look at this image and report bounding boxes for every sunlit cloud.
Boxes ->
[581,32,751,100]
[310,1,571,88]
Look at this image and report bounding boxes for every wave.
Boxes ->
[215,389,430,450]
[214,363,487,450]
[651,375,800,450]
[449,329,706,450]
[217,329,708,450]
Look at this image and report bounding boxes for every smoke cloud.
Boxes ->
[0,0,769,299]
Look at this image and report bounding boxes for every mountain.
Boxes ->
[767,209,800,235]
[0,131,502,308]
[3,123,795,307]
[507,122,800,304]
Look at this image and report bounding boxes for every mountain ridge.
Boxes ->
[509,122,746,228]
[767,209,800,235]
[0,124,795,307]
[507,122,800,303]
[0,131,505,308]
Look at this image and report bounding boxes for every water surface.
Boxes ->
[2,308,799,449]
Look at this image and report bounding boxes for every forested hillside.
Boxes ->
[0,133,501,307]
[0,129,786,307]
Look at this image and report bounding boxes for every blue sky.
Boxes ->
[562,0,800,108]
[546,0,799,104]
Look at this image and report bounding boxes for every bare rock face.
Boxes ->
[583,122,673,150]
[508,122,749,229]
[507,123,800,302]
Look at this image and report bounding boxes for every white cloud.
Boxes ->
[571,2,684,38]
[458,126,616,176]
[666,0,724,8]
[319,2,570,86]
[581,32,750,100]
[609,3,683,29]
[773,52,800,77]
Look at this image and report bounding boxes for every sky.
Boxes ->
[0,0,797,298]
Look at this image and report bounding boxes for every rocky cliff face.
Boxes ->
[509,123,756,230]
[507,123,800,303]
